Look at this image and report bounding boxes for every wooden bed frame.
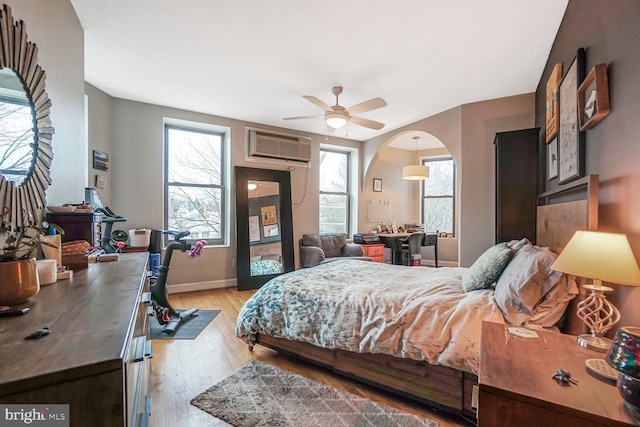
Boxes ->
[250,175,599,419]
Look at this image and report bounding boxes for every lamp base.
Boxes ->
[577,334,612,352]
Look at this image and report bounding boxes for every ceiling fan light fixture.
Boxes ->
[325,113,348,129]
[402,164,430,180]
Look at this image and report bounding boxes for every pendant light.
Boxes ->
[402,136,430,180]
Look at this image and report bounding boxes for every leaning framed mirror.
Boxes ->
[235,166,294,290]
[0,4,53,228]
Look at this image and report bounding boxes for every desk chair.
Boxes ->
[395,232,425,266]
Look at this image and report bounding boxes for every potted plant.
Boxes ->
[0,215,63,305]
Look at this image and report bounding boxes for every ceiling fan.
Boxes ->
[283,86,387,130]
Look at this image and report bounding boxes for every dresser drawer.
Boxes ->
[362,244,385,256]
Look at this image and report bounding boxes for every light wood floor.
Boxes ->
[150,287,475,427]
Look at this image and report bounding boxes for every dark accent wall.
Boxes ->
[535,0,640,326]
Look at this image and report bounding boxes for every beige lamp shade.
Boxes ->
[402,164,430,181]
[551,230,640,286]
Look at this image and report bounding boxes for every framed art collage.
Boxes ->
[557,48,585,184]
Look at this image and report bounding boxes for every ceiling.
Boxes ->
[70,1,568,147]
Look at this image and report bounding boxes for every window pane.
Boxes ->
[423,197,453,234]
[167,127,222,185]
[0,102,34,185]
[423,159,454,196]
[319,151,347,192]
[319,193,347,234]
[167,185,222,240]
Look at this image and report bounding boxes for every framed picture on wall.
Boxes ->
[93,150,109,171]
[577,63,610,131]
[373,178,382,192]
[547,138,558,180]
[558,47,586,184]
[545,63,562,143]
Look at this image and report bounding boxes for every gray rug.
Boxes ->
[150,309,220,340]
[190,360,443,427]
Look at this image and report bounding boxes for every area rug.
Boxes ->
[150,309,220,340]
[191,360,443,427]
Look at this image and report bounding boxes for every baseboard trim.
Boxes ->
[421,260,459,268]
[168,279,236,294]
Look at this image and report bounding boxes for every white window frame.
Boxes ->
[421,156,456,236]
[319,146,358,236]
[163,118,231,246]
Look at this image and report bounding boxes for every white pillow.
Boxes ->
[462,242,512,292]
[506,238,532,252]
[494,244,560,325]
[525,274,579,328]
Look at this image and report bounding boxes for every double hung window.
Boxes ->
[164,124,227,245]
[319,149,350,234]
[421,157,455,235]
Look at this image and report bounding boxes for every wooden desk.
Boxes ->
[478,321,635,426]
[378,233,438,266]
[0,253,152,427]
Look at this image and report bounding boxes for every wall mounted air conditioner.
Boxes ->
[247,129,312,163]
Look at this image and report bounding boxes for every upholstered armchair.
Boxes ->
[299,233,372,268]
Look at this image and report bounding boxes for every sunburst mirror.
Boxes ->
[0,3,53,229]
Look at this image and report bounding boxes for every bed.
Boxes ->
[236,175,599,418]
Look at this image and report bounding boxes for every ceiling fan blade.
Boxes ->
[283,115,324,120]
[346,97,387,115]
[350,116,385,130]
[303,95,332,111]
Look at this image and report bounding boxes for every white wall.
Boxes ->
[85,83,113,206]
[10,0,85,207]
[363,93,535,267]
[17,0,536,287]
[87,94,360,287]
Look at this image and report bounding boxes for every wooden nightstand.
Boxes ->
[478,321,635,426]
[360,243,385,263]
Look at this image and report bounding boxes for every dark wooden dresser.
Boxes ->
[46,212,104,249]
[0,253,152,427]
[479,321,635,426]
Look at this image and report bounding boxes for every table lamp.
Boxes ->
[606,326,640,420]
[551,230,640,351]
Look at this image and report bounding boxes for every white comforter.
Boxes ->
[236,259,506,374]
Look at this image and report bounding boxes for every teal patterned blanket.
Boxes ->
[236,259,505,374]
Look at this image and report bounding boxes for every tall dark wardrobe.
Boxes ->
[494,127,540,243]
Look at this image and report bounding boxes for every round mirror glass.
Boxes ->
[0,67,36,186]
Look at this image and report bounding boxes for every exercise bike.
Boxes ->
[149,230,207,334]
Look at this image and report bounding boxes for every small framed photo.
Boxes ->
[547,138,558,180]
[577,63,610,131]
[95,174,107,188]
[93,150,109,171]
[373,178,382,192]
